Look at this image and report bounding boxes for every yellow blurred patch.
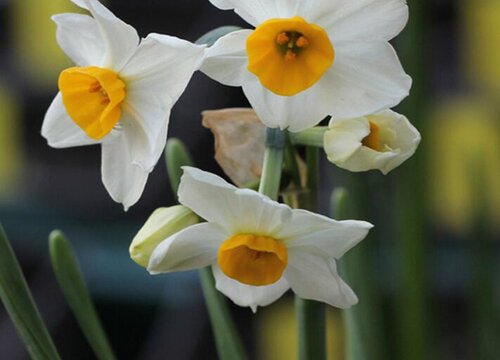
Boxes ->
[0,82,23,198]
[463,1,500,91]
[11,0,88,88]
[428,98,500,233]
[257,298,346,360]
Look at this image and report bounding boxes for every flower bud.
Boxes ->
[130,205,199,267]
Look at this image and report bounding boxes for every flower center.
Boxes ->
[362,121,382,151]
[246,16,334,96]
[59,66,126,140]
[217,234,288,286]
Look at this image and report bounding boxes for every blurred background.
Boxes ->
[0,0,498,359]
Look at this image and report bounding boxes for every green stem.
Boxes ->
[331,188,365,360]
[49,231,116,360]
[258,128,285,200]
[283,132,302,187]
[199,268,246,360]
[0,225,61,360]
[289,127,327,147]
[296,146,326,360]
[296,297,326,360]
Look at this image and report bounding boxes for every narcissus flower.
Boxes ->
[41,0,205,209]
[148,167,372,311]
[324,110,421,174]
[202,0,411,132]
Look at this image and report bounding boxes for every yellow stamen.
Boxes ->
[285,50,297,62]
[218,234,288,286]
[246,16,334,96]
[276,32,290,45]
[58,66,126,140]
[296,36,309,48]
[362,121,382,151]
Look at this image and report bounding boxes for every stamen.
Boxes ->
[276,32,290,45]
[296,36,309,48]
[285,50,297,61]
[88,81,102,93]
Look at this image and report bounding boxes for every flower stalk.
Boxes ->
[289,127,327,148]
[296,145,326,360]
[258,128,286,200]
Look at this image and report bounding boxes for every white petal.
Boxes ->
[52,14,105,66]
[213,264,290,312]
[148,223,226,274]
[201,30,252,87]
[121,94,170,172]
[178,167,293,235]
[122,33,205,100]
[208,0,297,26]
[324,117,369,162]
[320,41,411,119]
[279,209,372,258]
[100,116,151,210]
[41,93,98,148]
[311,0,408,42]
[120,34,204,170]
[285,250,357,308]
[241,74,332,132]
[379,110,421,172]
[370,110,421,173]
[71,0,139,70]
[325,110,421,174]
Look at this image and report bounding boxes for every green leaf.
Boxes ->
[165,138,194,196]
[49,230,116,360]
[0,224,61,360]
[195,26,242,46]
[199,268,246,360]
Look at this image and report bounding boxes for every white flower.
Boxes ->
[324,109,421,174]
[148,167,373,312]
[41,0,205,210]
[201,0,411,132]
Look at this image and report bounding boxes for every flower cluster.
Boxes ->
[42,0,420,310]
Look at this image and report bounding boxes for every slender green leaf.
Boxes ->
[49,230,115,360]
[165,138,194,196]
[199,268,246,360]
[196,26,242,46]
[0,224,61,360]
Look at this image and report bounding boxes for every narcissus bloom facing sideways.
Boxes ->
[324,110,421,174]
[41,0,205,209]
[202,0,411,132]
[148,167,373,312]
